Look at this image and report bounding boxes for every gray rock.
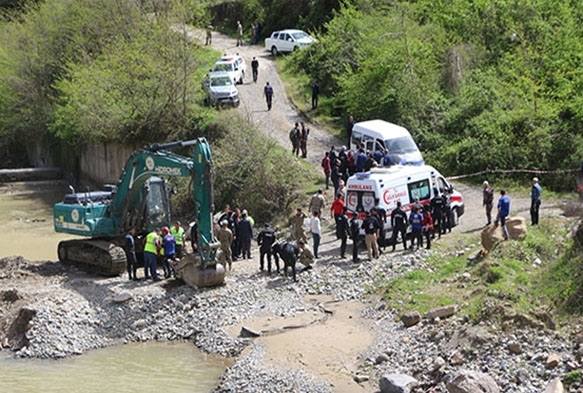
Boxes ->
[113,292,132,303]
[446,369,500,393]
[240,326,261,338]
[508,341,522,354]
[401,311,421,327]
[379,373,418,393]
[543,377,564,393]
[424,305,457,319]
[353,374,369,383]
[375,353,390,364]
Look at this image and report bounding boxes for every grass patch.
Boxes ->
[373,215,583,326]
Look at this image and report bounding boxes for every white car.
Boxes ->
[202,72,240,108]
[264,29,316,56]
[211,55,246,84]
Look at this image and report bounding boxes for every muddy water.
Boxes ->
[1,183,72,261]
[0,341,230,393]
[0,184,230,391]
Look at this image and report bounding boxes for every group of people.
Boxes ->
[482,176,542,241]
[289,122,310,158]
[124,221,186,281]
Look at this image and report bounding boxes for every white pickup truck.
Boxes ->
[264,29,316,56]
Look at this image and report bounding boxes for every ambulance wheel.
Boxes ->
[450,208,459,227]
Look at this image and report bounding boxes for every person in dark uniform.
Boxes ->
[251,57,259,83]
[362,209,380,260]
[272,241,299,281]
[430,190,444,238]
[264,81,274,110]
[390,201,408,251]
[409,206,423,250]
[311,79,320,109]
[257,223,277,273]
[441,190,451,234]
[349,215,361,263]
[373,198,387,251]
[124,227,138,280]
[237,212,253,259]
[336,207,350,258]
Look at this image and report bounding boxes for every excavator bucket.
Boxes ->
[173,254,225,288]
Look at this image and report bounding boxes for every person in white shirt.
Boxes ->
[310,211,322,258]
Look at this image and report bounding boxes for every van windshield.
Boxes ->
[385,136,418,154]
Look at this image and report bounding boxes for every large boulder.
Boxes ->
[446,369,500,393]
[481,216,527,251]
[379,373,418,393]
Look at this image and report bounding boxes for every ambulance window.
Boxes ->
[346,191,358,211]
[436,177,448,193]
[408,179,431,201]
[346,191,375,212]
[362,192,375,210]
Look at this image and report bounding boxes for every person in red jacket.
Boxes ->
[422,205,434,250]
[330,193,345,232]
[321,152,331,190]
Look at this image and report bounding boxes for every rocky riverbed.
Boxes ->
[1,221,581,393]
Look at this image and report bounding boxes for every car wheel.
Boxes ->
[293,46,298,52]
[239,71,244,84]
[450,208,459,227]
[271,46,278,56]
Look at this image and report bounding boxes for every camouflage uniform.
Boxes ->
[217,225,233,270]
[290,212,308,243]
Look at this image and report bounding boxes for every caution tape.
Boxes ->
[447,167,580,181]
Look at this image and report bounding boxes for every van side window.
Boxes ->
[376,139,385,151]
[437,177,448,193]
[408,179,431,201]
[363,134,374,151]
[352,131,362,148]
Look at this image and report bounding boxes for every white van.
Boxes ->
[345,165,464,239]
[350,120,424,166]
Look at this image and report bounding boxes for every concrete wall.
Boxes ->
[79,142,136,186]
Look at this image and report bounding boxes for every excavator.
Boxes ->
[53,138,225,287]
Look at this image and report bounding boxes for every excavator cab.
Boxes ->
[142,177,171,231]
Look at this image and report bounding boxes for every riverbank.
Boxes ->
[1,214,580,393]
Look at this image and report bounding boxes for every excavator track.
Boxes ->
[57,239,127,276]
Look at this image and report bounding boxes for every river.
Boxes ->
[0,181,230,392]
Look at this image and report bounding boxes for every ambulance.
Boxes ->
[345,165,464,240]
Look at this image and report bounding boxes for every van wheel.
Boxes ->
[450,208,459,227]
[271,46,278,56]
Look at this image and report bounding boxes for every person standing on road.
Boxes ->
[205,25,213,45]
[143,228,161,281]
[531,177,542,225]
[390,201,408,252]
[290,208,308,243]
[363,209,380,260]
[430,190,444,238]
[409,206,423,250]
[237,212,253,259]
[309,189,326,216]
[495,189,511,240]
[422,205,434,250]
[257,223,276,273]
[170,221,185,259]
[217,220,233,270]
[289,122,300,156]
[300,122,309,158]
[124,227,138,280]
[321,152,331,190]
[346,115,355,147]
[482,181,494,226]
[310,211,322,259]
[349,215,361,263]
[330,193,345,230]
[311,79,320,110]
[236,20,243,46]
[337,207,350,259]
[263,82,274,111]
[251,57,259,83]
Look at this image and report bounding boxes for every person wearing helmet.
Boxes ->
[161,226,176,278]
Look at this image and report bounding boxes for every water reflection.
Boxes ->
[0,341,229,393]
